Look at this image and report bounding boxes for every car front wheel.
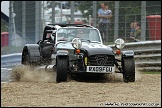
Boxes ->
[56,57,68,83]
[122,57,135,82]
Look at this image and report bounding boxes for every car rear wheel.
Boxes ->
[56,57,68,83]
[23,53,30,65]
[122,57,135,82]
[23,53,36,69]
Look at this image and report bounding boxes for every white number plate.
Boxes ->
[86,66,115,73]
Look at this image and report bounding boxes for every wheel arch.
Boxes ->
[21,44,41,64]
[121,50,134,58]
[21,46,29,64]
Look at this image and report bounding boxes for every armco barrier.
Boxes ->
[1,40,161,71]
[109,40,161,71]
[1,53,22,68]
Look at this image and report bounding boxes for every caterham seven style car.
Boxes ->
[21,24,135,83]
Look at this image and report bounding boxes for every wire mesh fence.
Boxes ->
[1,1,161,55]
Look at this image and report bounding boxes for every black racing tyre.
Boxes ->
[23,53,35,70]
[122,57,135,82]
[23,53,30,65]
[56,57,68,83]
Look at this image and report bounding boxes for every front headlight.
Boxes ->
[71,38,82,49]
[115,38,125,49]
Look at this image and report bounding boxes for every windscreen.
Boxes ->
[56,28,101,42]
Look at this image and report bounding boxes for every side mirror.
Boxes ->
[37,40,42,44]
[52,32,56,37]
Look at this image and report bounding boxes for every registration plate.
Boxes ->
[86,66,115,73]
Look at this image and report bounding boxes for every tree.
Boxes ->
[146,1,161,15]
[1,20,8,32]
[45,1,161,41]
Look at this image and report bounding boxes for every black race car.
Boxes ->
[21,24,135,83]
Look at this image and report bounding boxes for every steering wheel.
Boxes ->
[58,37,67,41]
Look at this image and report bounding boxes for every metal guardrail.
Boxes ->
[1,53,22,68]
[1,40,161,71]
[109,40,161,50]
[109,40,161,71]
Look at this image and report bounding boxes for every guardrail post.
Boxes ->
[22,1,26,45]
[52,1,55,24]
[70,1,74,24]
[114,1,119,42]
[35,1,42,43]
[92,1,97,27]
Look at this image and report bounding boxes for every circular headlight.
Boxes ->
[71,38,82,49]
[115,38,125,49]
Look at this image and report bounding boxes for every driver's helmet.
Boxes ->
[46,33,51,39]
[57,33,64,39]
[76,29,89,39]
[76,29,84,38]
[50,34,54,40]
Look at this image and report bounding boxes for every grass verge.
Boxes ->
[141,71,161,74]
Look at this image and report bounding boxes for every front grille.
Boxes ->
[88,55,114,66]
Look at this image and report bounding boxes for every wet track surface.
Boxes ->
[1,54,22,82]
[1,55,161,107]
[1,68,12,82]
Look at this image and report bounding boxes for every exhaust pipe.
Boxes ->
[37,65,55,72]
[45,65,55,72]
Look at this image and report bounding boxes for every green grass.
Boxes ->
[141,71,161,74]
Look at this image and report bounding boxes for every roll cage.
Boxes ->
[42,24,95,42]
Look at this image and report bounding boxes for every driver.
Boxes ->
[76,29,89,40]
[57,33,66,41]
[76,29,84,38]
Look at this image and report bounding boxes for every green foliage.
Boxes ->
[78,1,93,19]
[141,71,161,74]
[146,1,161,15]
[78,1,115,42]
[78,1,115,19]
[117,1,142,39]
[1,20,8,32]
[45,1,161,41]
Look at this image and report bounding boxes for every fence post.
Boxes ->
[70,1,74,24]
[124,14,127,40]
[35,1,42,43]
[89,15,91,25]
[92,1,97,27]
[42,1,46,30]
[114,1,119,41]
[22,1,26,45]
[12,1,16,46]
[60,3,63,23]
[52,1,55,24]
[141,1,146,41]
[9,1,13,46]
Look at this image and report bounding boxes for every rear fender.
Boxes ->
[119,50,134,73]
[56,50,69,67]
